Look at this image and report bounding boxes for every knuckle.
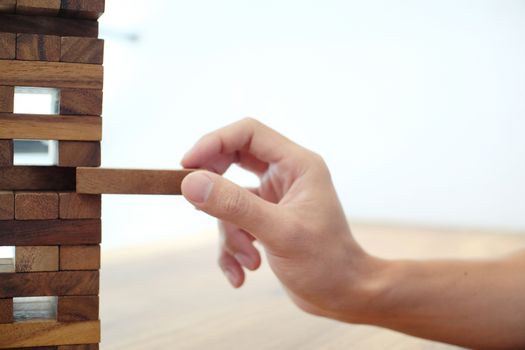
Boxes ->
[220,187,249,218]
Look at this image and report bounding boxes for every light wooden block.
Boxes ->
[15,192,59,220]
[0,0,16,13]
[0,86,14,113]
[59,193,101,219]
[61,37,103,65]
[0,14,98,37]
[0,191,14,220]
[0,60,103,89]
[0,298,13,324]
[58,296,98,322]
[60,245,100,271]
[76,168,194,195]
[59,141,100,167]
[0,114,102,141]
[0,320,100,348]
[60,0,104,20]
[0,166,75,191]
[0,32,16,59]
[0,139,13,166]
[16,246,59,272]
[16,33,61,61]
[16,0,61,16]
[60,89,102,115]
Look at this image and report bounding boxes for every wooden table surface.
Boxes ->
[100,224,525,350]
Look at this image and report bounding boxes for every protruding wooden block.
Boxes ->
[76,168,194,195]
[0,0,16,13]
[0,298,13,324]
[59,193,101,219]
[59,345,98,350]
[16,33,61,61]
[0,191,14,220]
[59,141,100,167]
[0,14,98,37]
[0,32,15,59]
[60,0,104,20]
[0,114,102,141]
[0,320,100,348]
[0,139,13,166]
[60,245,100,271]
[0,166,75,191]
[61,37,103,65]
[60,89,102,115]
[0,86,14,112]
[58,296,98,322]
[15,192,59,220]
[0,220,101,245]
[0,271,99,298]
[15,246,59,272]
[16,0,61,16]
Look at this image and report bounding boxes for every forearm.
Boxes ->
[357,252,525,349]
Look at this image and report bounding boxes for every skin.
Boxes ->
[180,118,525,350]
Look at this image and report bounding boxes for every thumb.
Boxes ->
[181,170,281,242]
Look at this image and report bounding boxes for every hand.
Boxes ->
[180,118,380,320]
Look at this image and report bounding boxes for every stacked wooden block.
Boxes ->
[0,0,104,348]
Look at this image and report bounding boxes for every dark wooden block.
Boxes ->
[60,245,100,270]
[0,191,14,220]
[0,219,101,245]
[0,86,14,113]
[0,166,75,191]
[15,246,59,272]
[0,298,13,323]
[0,271,99,298]
[0,0,16,13]
[0,139,13,166]
[58,345,98,350]
[0,14,98,37]
[59,193,101,219]
[16,33,61,61]
[15,192,59,220]
[58,296,98,322]
[61,37,103,65]
[16,0,61,16]
[59,141,100,167]
[60,89,102,115]
[0,32,15,59]
[60,0,104,20]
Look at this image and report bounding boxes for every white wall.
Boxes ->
[99,0,525,248]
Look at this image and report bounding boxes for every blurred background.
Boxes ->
[94,0,525,249]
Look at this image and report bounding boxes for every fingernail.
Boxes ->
[182,173,213,203]
[224,269,237,286]
[234,253,253,269]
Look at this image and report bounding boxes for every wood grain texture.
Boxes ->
[60,37,103,65]
[0,114,102,141]
[0,32,15,59]
[59,193,100,219]
[16,33,61,61]
[16,0,61,16]
[0,191,14,220]
[58,296,98,322]
[0,60,103,89]
[0,298,13,323]
[60,245,100,271]
[0,139,13,166]
[0,14,98,37]
[0,219,101,245]
[0,320,100,348]
[60,89,102,115]
[58,345,98,350]
[15,246,59,272]
[0,0,16,13]
[0,86,14,113]
[59,141,100,167]
[0,166,75,191]
[15,192,59,220]
[76,168,194,195]
[60,0,104,20]
[0,271,99,297]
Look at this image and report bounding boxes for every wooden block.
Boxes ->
[0,14,98,37]
[61,37,103,65]
[16,0,61,16]
[0,0,16,13]
[0,114,102,141]
[15,246,59,272]
[0,32,15,59]
[0,139,13,166]
[77,168,194,195]
[0,166,75,191]
[15,192,59,220]
[0,271,99,298]
[60,0,104,20]
[60,89,102,115]
[7,347,57,350]
[58,345,98,350]
[57,296,98,322]
[59,193,100,219]
[0,219,101,245]
[0,320,100,348]
[0,60,103,89]
[0,191,14,220]
[59,141,100,167]
[16,33,61,61]
[0,86,14,112]
[0,298,13,323]
[60,245,100,270]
